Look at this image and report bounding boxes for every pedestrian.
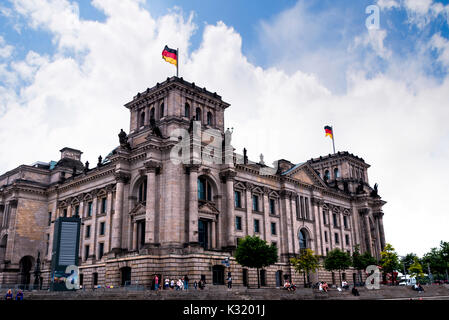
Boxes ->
[154,275,159,291]
[170,279,175,290]
[319,282,323,292]
[351,287,360,296]
[164,278,169,290]
[194,280,198,290]
[227,275,232,289]
[15,289,24,301]
[5,289,13,300]
[184,275,189,290]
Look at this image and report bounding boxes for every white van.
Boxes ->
[399,275,416,286]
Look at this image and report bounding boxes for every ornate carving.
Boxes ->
[114,172,130,183]
[244,182,254,190]
[219,170,236,181]
[263,187,271,195]
[144,160,161,173]
[8,199,18,208]
[183,164,200,174]
[118,129,131,150]
[373,211,384,219]
[310,197,324,206]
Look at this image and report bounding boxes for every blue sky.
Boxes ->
[1,0,449,256]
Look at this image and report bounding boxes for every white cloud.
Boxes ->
[402,0,449,28]
[377,0,400,10]
[430,33,449,69]
[353,29,391,59]
[0,0,448,256]
[0,36,14,59]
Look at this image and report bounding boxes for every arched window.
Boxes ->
[140,112,145,127]
[324,170,330,181]
[198,177,212,201]
[150,107,155,120]
[334,168,339,178]
[299,229,307,250]
[138,177,147,203]
[207,112,213,125]
[160,103,164,118]
[185,103,190,118]
[195,107,202,121]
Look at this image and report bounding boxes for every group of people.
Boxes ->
[4,289,24,300]
[283,281,297,291]
[161,275,206,290]
[318,281,330,293]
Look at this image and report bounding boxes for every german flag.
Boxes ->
[324,126,333,139]
[162,45,177,66]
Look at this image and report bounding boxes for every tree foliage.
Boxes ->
[408,257,425,279]
[324,248,352,285]
[234,236,278,288]
[352,244,377,270]
[380,243,400,274]
[400,253,418,273]
[290,249,320,287]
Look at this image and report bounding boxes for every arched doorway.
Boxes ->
[0,235,7,264]
[19,256,34,289]
[212,265,224,285]
[120,267,131,286]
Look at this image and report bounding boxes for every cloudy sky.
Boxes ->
[1,0,448,257]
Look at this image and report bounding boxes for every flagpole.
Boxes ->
[176,47,179,77]
[331,126,336,154]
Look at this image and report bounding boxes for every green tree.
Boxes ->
[234,235,278,288]
[380,243,400,285]
[324,248,352,285]
[290,249,320,288]
[422,247,446,277]
[400,253,418,274]
[408,257,425,279]
[440,241,449,280]
[352,244,377,284]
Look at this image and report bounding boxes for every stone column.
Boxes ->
[5,200,17,262]
[361,209,372,255]
[376,212,386,250]
[0,204,4,228]
[373,212,383,259]
[132,220,138,251]
[144,160,160,245]
[338,210,345,250]
[111,172,130,253]
[244,183,253,236]
[211,220,216,249]
[262,188,270,242]
[222,170,237,247]
[280,190,293,259]
[185,164,200,244]
[105,190,113,253]
[311,198,324,256]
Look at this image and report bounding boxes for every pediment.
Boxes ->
[198,201,220,215]
[129,202,146,216]
[284,163,327,187]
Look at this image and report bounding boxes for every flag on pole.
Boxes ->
[324,126,333,139]
[162,45,178,66]
[324,125,336,154]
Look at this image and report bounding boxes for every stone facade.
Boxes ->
[0,77,386,289]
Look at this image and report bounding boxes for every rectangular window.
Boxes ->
[333,213,338,227]
[324,231,328,242]
[99,222,105,236]
[234,191,241,208]
[63,208,67,217]
[84,245,90,261]
[86,225,91,238]
[271,222,276,235]
[46,234,50,255]
[296,196,300,219]
[252,195,259,212]
[101,198,107,213]
[323,211,327,224]
[304,198,309,219]
[335,233,339,244]
[235,216,242,231]
[344,216,348,228]
[98,243,104,259]
[300,196,304,218]
[269,199,276,215]
[254,219,260,233]
[87,202,93,217]
[345,234,350,246]
[48,212,52,226]
[74,205,79,216]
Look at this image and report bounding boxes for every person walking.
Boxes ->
[164,278,169,290]
[184,275,189,290]
[227,275,232,289]
[194,280,198,290]
[5,289,13,300]
[154,275,159,291]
